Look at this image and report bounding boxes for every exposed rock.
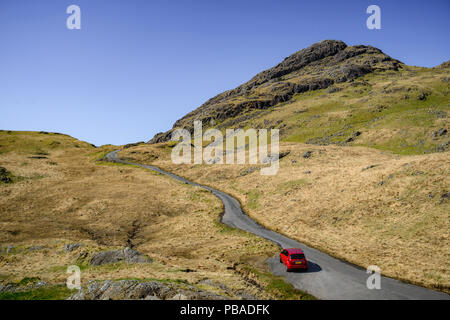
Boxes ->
[302,151,313,159]
[236,291,257,300]
[0,280,48,293]
[436,60,450,69]
[68,280,227,300]
[64,243,83,252]
[0,167,13,184]
[89,247,152,266]
[240,167,258,176]
[35,281,48,288]
[362,164,378,171]
[168,293,188,300]
[0,283,19,293]
[205,156,222,164]
[344,131,362,143]
[417,91,430,100]
[436,141,450,152]
[261,151,290,164]
[433,128,447,137]
[326,86,342,94]
[28,246,45,251]
[150,40,401,143]
[440,192,450,204]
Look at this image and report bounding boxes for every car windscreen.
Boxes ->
[290,254,305,260]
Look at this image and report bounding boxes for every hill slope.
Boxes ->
[1,131,310,300]
[136,40,450,292]
[150,40,449,155]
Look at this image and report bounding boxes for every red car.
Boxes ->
[280,248,308,272]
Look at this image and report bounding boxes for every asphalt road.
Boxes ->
[106,150,449,300]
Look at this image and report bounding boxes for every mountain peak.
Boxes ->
[150,40,402,143]
[250,40,348,85]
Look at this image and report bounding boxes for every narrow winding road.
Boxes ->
[106,150,449,300]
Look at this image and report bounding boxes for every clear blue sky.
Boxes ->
[1,0,449,146]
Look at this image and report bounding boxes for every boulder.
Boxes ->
[433,128,447,137]
[68,280,227,300]
[89,247,152,266]
[302,151,313,159]
[64,243,83,252]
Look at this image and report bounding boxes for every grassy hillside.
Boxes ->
[119,141,450,292]
[150,40,448,157]
[249,65,449,155]
[0,131,312,300]
[140,41,448,293]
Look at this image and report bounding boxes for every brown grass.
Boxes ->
[119,142,450,292]
[0,131,294,299]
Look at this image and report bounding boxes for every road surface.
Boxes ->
[106,150,449,300]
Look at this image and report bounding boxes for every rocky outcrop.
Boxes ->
[64,243,83,252]
[149,40,402,143]
[89,247,152,266]
[0,280,48,293]
[0,167,13,184]
[68,280,227,300]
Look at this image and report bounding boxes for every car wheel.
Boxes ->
[285,264,290,272]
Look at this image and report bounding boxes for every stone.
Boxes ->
[28,246,44,251]
[124,247,152,264]
[0,167,13,184]
[362,164,378,171]
[302,151,313,159]
[144,295,161,300]
[89,247,152,266]
[64,243,83,252]
[168,293,188,300]
[440,192,450,203]
[433,128,447,137]
[68,280,226,300]
[240,167,257,176]
[261,151,289,164]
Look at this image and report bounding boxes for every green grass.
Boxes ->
[17,277,41,286]
[96,160,142,170]
[0,285,76,300]
[243,266,315,300]
[246,190,260,209]
[277,179,308,193]
[280,67,449,154]
[0,131,94,155]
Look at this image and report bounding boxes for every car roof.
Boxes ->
[286,248,304,254]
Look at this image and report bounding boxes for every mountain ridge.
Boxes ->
[150,40,403,143]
